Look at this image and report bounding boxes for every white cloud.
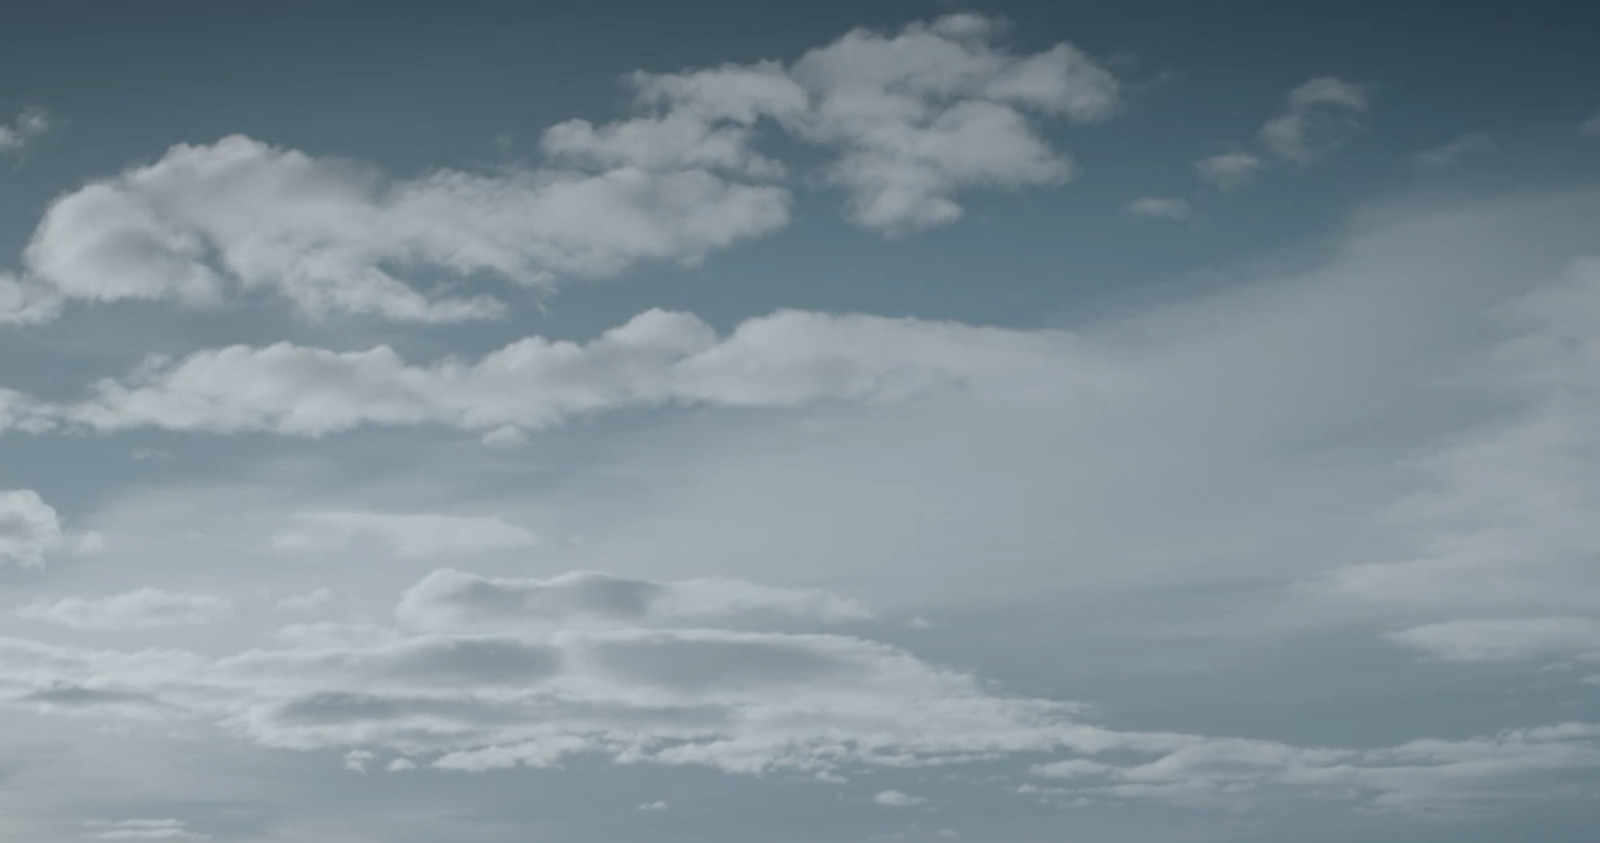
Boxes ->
[0,107,50,156]
[873,790,927,807]
[272,511,539,558]
[637,800,668,811]
[343,749,376,773]
[82,818,208,841]
[1194,151,1265,191]
[9,134,789,324]
[1122,197,1191,220]
[563,14,1120,234]
[1413,132,1496,168]
[0,489,97,567]
[39,308,1104,440]
[1256,77,1368,164]
[1387,618,1600,663]
[17,588,233,630]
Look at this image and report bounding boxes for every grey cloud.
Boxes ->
[0,107,50,156]
[16,589,232,630]
[1413,132,1496,168]
[273,511,539,558]
[1257,77,1369,163]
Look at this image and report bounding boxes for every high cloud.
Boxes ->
[20,308,1105,441]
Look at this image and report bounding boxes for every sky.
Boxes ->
[2,0,1600,840]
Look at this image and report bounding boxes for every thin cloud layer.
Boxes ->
[0,107,50,156]
[1195,76,1367,191]
[273,511,540,558]
[1413,132,1496,168]
[16,588,233,631]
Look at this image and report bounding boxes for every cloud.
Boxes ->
[637,800,669,811]
[0,562,1591,816]
[1316,258,1600,626]
[394,568,872,634]
[1580,114,1600,137]
[34,307,1107,440]
[17,588,233,630]
[873,790,927,807]
[1413,132,1496,168]
[272,511,539,558]
[1194,77,1366,192]
[561,14,1120,234]
[274,588,334,612]
[1194,151,1265,191]
[82,818,208,841]
[1122,197,1191,220]
[1256,77,1368,164]
[6,134,789,324]
[0,107,50,156]
[1028,724,1600,814]
[1387,618,1600,663]
[0,489,98,567]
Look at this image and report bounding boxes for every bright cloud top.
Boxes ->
[1,14,1117,326]
[0,489,99,568]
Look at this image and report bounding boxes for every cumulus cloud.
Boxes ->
[0,107,50,156]
[30,307,1103,440]
[17,588,233,630]
[0,489,98,567]
[0,15,1117,326]
[1194,150,1265,191]
[272,511,539,558]
[82,818,208,841]
[546,14,1120,233]
[6,135,788,324]
[1413,132,1496,168]
[1122,197,1191,220]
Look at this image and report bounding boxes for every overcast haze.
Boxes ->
[2,1,1600,841]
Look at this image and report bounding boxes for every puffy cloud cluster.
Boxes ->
[5,135,789,324]
[0,15,1117,326]
[10,307,1098,442]
[0,489,98,567]
[547,14,1119,233]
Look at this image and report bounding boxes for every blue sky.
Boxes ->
[2,2,1600,841]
